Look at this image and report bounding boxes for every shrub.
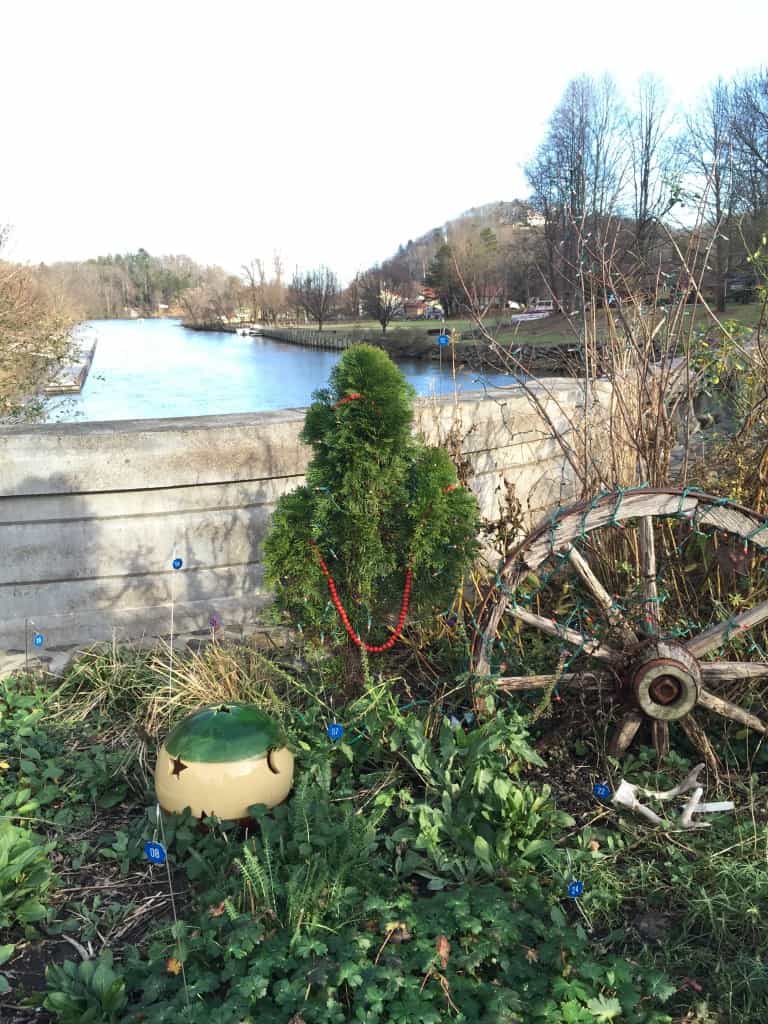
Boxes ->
[263,345,480,652]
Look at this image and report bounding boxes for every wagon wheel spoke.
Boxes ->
[565,543,637,644]
[652,720,670,759]
[507,604,622,663]
[638,516,660,635]
[679,712,721,771]
[608,709,644,756]
[496,671,610,692]
[697,688,768,733]
[686,598,768,658]
[700,661,768,682]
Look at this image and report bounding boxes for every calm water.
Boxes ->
[45,319,515,422]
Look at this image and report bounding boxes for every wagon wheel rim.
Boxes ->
[472,487,768,765]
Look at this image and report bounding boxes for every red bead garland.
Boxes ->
[311,543,412,653]
[333,392,363,409]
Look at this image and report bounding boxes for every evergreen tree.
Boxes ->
[263,346,479,653]
[424,244,463,316]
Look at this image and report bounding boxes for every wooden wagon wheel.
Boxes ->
[471,488,768,765]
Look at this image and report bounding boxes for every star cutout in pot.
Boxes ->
[170,756,188,777]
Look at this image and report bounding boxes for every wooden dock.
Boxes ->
[44,340,97,395]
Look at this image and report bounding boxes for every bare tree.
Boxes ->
[241,259,262,321]
[0,227,76,420]
[526,75,626,309]
[181,266,241,327]
[340,274,362,320]
[732,69,768,185]
[289,266,339,331]
[685,79,739,311]
[358,269,403,332]
[731,70,768,252]
[627,75,678,263]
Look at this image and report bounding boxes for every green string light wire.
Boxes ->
[609,486,627,527]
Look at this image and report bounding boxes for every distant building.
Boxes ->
[404,298,426,319]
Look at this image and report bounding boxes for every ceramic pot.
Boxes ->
[154,703,294,819]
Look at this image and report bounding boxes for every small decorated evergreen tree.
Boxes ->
[263,345,479,657]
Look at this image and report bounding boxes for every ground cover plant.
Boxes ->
[0,651,680,1024]
[1,635,767,1023]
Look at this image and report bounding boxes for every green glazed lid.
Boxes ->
[164,703,283,763]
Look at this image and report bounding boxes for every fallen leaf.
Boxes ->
[680,977,703,993]
[588,839,601,852]
[436,934,450,969]
[0,762,9,771]
[208,901,227,917]
[165,957,183,976]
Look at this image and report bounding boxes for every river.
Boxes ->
[44,319,515,422]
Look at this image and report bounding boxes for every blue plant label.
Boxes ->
[144,841,167,865]
[567,880,584,899]
[33,633,44,648]
[327,723,344,742]
[172,558,183,570]
[593,782,611,800]
[438,334,450,346]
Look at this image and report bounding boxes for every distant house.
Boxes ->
[404,298,426,319]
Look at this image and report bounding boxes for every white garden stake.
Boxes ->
[611,763,735,829]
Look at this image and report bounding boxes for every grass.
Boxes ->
[325,301,765,355]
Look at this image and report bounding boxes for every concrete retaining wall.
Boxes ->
[0,381,608,651]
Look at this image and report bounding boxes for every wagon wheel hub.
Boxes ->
[648,676,681,705]
[630,642,701,721]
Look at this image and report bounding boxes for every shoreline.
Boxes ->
[182,321,579,373]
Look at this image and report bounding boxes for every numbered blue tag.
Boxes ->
[327,723,344,742]
[33,633,44,648]
[593,782,611,800]
[144,841,167,865]
[172,558,183,570]
[437,334,450,346]
[567,880,584,899]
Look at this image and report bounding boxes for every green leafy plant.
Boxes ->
[263,345,480,652]
[0,819,54,929]
[44,951,128,1023]
[0,942,15,997]
[385,710,574,889]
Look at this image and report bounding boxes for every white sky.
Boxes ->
[2,0,767,283]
